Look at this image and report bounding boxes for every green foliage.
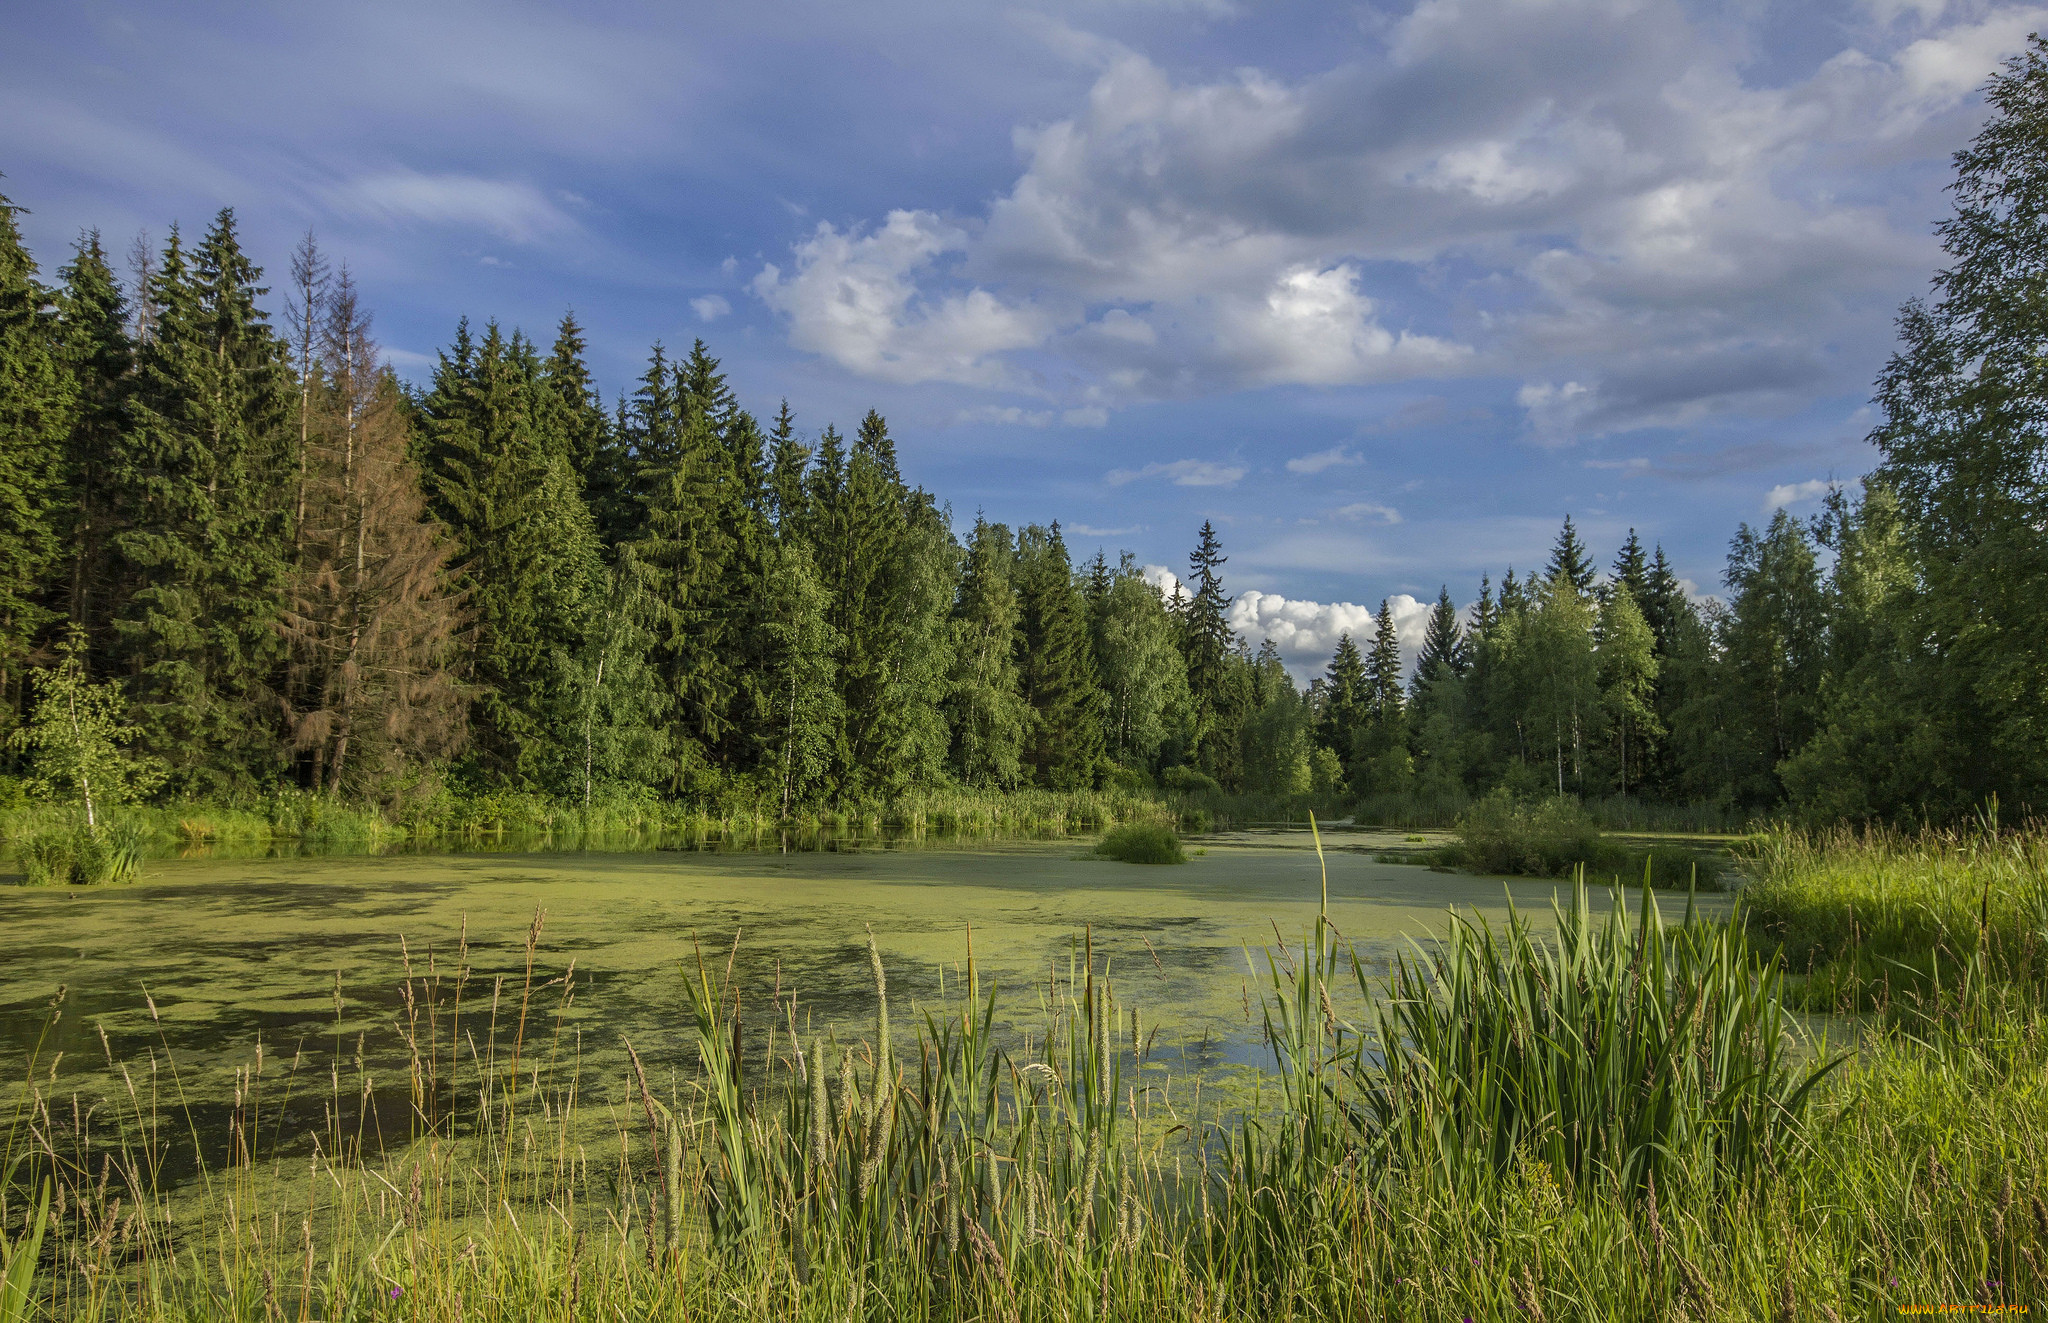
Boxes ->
[1449,790,1619,877]
[1093,821,1185,864]
[1015,524,1104,790]
[11,816,148,885]
[8,628,163,824]
[945,517,1028,786]
[1362,879,1839,1196]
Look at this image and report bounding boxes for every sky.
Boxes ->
[4,0,2037,678]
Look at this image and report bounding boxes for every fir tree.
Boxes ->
[0,188,67,734]
[946,516,1028,787]
[1180,521,1235,763]
[53,232,130,650]
[765,400,810,533]
[1546,516,1596,596]
[1610,529,1650,606]
[419,321,604,790]
[110,213,296,794]
[1317,632,1366,755]
[1015,523,1104,789]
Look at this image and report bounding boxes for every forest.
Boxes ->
[1,83,2043,832]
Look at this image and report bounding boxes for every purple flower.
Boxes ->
[390,1286,403,1300]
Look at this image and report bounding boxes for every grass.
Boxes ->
[1092,822,1186,864]
[1,785,1190,884]
[1743,817,2048,1014]
[3,834,2044,1317]
[1413,789,1732,889]
[1351,787,1751,835]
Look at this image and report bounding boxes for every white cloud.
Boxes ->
[750,1,2038,425]
[751,210,1050,386]
[1141,564,1184,599]
[691,294,731,322]
[1286,444,1362,475]
[324,171,575,242]
[1105,458,1247,487]
[1764,478,1840,510]
[958,405,1055,427]
[1333,502,1403,524]
[1062,406,1110,427]
[1230,590,1435,677]
[1068,523,1143,537]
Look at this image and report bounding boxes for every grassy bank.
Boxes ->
[4,831,2044,1318]
[0,785,1186,881]
[1744,820,2048,1014]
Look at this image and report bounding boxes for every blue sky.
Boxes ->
[5,0,2038,675]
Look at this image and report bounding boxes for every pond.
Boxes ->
[0,828,1739,1186]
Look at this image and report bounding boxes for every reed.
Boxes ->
[1,841,2042,1318]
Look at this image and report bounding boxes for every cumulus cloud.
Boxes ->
[690,294,731,322]
[324,171,576,242]
[1105,458,1247,487]
[1141,564,1184,599]
[752,0,2038,431]
[752,210,1050,386]
[1231,590,1436,677]
[1764,478,1841,509]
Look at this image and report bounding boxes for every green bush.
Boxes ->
[1449,790,1622,877]
[1094,822,1186,864]
[1160,765,1222,797]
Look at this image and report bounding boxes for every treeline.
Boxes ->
[4,34,2046,826]
[0,201,1229,811]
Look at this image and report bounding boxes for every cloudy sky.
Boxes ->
[5,0,2035,675]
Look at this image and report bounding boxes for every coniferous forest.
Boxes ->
[2,63,2044,831]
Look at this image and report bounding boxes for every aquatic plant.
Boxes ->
[1093,822,1185,864]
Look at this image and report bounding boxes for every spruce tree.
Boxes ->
[1317,632,1366,755]
[419,321,604,790]
[110,213,296,793]
[280,269,466,798]
[765,400,810,533]
[756,535,841,814]
[0,189,67,735]
[1610,530,1650,606]
[1180,521,1235,766]
[53,232,130,651]
[1351,599,1411,793]
[1015,523,1103,789]
[1546,516,1596,596]
[946,516,1028,787]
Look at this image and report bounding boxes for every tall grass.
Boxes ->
[1744,819,2048,1013]
[3,850,2042,1316]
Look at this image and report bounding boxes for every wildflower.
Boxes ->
[390,1286,403,1300]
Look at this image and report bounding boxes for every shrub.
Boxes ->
[1450,790,1622,877]
[1095,822,1186,865]
[10,819,147,885]
[1160,765,1222,797]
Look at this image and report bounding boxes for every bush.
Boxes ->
[1450,790,1622,877]
[1160,765,1222,797]
[1094,822,1186,865]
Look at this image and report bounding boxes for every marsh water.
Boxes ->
[1,828,1738,1186]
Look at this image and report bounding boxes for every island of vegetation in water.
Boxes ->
[3,27,2048,1323]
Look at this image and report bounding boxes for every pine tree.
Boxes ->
[755,536,841,814]
[946,516,1028,787]
[1413,587,1466,690]
[109,213,296,793]
[0,189,67,737]
[1015,523,1104,789]
[1546,516,1596,596]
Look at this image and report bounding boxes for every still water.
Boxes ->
[0,830,1736,1178]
